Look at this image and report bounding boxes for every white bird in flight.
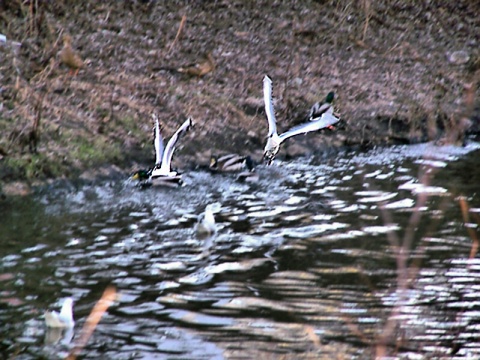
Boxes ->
[132,115,194,186]
[151,115,193,178]
[263,75,340,165]
[44,297,75,329]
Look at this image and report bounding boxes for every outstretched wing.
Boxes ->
[156,117,194,175]
[58,297,75,326]
[279,113,340,141]
[263,75,277,138]
[152,114,164,167]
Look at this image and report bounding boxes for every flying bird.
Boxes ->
[44,297,75,329]
[132,115,194,186]
[263,75,340,165]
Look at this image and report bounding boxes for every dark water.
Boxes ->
[1,142,480,359]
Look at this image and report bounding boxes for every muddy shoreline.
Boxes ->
[1,1,479,195]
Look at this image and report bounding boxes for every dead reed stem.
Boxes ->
[67,286,117,360]
[168,14,187,53]
[458,196,479,259]
[362,0,371,42]
[374,164,439,356]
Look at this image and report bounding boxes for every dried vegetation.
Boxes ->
[0,0,479,183]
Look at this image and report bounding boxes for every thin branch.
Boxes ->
[458,196,479,259]
[168,14,186,53]
[67,286,117,360]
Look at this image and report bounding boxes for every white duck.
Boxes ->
[263,75,340,165]
[195,204,217,236]
[151,116,193,176]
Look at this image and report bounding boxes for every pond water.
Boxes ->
[1,142,480,359]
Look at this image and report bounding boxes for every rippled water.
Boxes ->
[1,142,480,359]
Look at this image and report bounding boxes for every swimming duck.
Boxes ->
[308,92,335,121]
[132,115,194,186]
[263,75,340,165]
[195,204,217,236]
[131,169,150,181]
[236,169,259,183]
[209,154,255,172]
[60,34,84,76]
[44,297,75,329]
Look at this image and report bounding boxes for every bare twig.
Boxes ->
[168,14,186,53]
[362,0,371,42]
[458,196,479,259]
[342,314,372,346]
[29,91,44,153]
[304,325,321,347]
[356,162,442,356]
[67,286,117,360]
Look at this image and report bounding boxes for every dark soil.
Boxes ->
[0,0,479,191]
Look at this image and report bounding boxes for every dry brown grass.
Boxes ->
[0,0,478,181]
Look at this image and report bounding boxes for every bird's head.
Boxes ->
[209,155,218,170]
[131,169,150,181]
[325,92,335,104]
[186,117,195,130]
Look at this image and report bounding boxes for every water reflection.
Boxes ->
[1,142,480,358]
[44,327,74,345]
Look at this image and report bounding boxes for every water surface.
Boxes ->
[1,142,480,359]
